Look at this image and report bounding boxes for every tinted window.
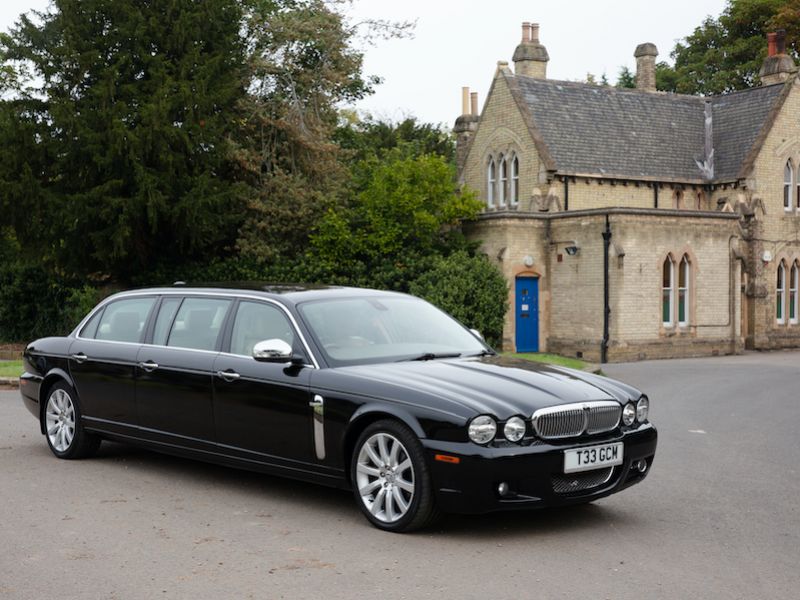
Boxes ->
[79,308,104,339]
[230,301,295,357]
[95,297,156,343]
[152,297,182,346]
[166,298,231,351]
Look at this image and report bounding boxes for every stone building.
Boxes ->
[456,23,800,362]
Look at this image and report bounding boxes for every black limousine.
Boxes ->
[20,285,657,532]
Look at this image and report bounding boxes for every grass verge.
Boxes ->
[508,352,590,371]
[0,360,23,378]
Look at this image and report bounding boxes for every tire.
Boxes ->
[350,419,441,532]
[43,381,101,459]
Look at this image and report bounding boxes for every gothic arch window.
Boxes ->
[487,158,496,208]
[790,261,799,324]
[678,255,690,326]
[498,154,508,207]
[511,155,520,206]
[662,255,675,327]
[784,160,793,211]
[777,261,787,324]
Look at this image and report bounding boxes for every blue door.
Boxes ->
[515,276,539,352]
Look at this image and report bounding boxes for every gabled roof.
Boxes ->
[508,74,788,183]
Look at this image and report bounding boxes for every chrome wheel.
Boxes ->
[46,388,75,453]
[355,432,415,524]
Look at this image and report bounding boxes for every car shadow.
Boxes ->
[91,441,639,538]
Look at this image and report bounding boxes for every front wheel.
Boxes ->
[43,382,101,459]
[350,419,440,532]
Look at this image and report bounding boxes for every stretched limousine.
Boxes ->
[20,285,657,532]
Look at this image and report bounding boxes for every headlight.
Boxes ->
[622,402,636,426]
[503,416,526,442]
[636,396,649,422]
[468,415,497,444]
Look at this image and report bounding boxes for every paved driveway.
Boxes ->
[1,351,798,599]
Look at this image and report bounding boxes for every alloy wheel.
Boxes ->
[355,432,415,524]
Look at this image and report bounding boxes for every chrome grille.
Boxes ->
[552,467,614,494]
[532,401,621,439]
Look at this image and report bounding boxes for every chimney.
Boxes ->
[454,87,480,181]
[634,43,658,92]
[760,30,796,85]
[512,21,549,78]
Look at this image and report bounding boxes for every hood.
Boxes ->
[324,355,642,421]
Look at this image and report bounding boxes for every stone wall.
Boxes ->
[466,208,742,362]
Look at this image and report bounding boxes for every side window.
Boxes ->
[166,298,231,351]
[230,301,296,357]
[152,297,183,346]
[95,297,156,343]
[79,308,104,339]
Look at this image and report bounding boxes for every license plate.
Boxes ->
[563,442,623,474]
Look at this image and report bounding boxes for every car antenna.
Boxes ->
[173,281,186,287]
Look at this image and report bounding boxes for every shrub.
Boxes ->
[409,251,508,348]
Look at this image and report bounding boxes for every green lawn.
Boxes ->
[0,360,23,378]
[509,352,590,371]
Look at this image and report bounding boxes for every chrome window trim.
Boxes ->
[531,400,621,439]
[74,290,320,369]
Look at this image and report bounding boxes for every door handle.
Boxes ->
[216,370,241,382]
[139,360,159,372]
[71,352,88,364]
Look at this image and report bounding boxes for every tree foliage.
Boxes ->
[657,0,794,94]
[0,0,248,279]
[615,66,636,89]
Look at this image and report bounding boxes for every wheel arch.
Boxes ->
[342,404,426,483]
[37,370,75,435]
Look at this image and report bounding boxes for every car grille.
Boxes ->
[552,467,614,494]
[531,401,621,439]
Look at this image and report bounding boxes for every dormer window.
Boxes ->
[784,161,793,211]
[487,159,496,208]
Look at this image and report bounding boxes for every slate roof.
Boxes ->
[511,75,786,183]
[711,84,785,181]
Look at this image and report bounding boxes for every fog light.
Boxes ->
[636,459,648,474]
[497,482,510,497]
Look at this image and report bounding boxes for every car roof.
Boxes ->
[110,283,409,305]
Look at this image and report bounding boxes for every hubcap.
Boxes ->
[45,389,75,453]
[356,433,415,523]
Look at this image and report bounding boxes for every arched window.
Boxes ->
[662,256,675,327]
[511,155,520,206]
[784,161,793,211]
[777,261,787,324]
[678,255,690,326]
[498,154,507,207]
[487,159,496,208]
[790,261,799,324]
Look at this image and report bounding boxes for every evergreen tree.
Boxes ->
[616,66,636,89]
[0,0,248,280]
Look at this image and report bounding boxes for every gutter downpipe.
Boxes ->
[601,214,612,363]
[564,177,569,211]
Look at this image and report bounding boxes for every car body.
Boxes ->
[20,285,657,531]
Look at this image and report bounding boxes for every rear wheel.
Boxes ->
[43,382,101,459]
[351,419,440,532]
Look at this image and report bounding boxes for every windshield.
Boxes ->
[297,295,490,367]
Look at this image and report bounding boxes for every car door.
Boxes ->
[135,295,232,451]
[68,295,157,435]
[212,299,316,467]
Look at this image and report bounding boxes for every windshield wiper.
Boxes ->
[398,352,462,362]
[465,349,496,357]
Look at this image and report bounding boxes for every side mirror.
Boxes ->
[469,328,484,341]
[253,339,294,363]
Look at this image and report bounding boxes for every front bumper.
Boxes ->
[422,423,657,514]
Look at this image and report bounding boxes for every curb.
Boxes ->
[0,377,19,388]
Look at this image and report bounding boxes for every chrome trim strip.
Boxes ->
[73,290,320,369]
[531,400,621,439]
[310,394,326,461]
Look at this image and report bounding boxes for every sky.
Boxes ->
[1,0,730,125]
